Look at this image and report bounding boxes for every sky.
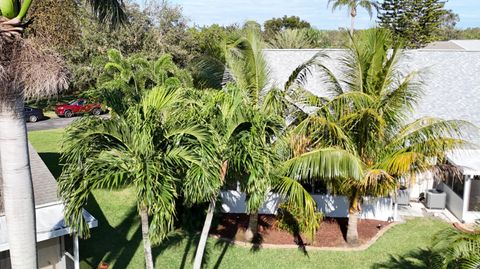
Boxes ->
[163,0,479,29]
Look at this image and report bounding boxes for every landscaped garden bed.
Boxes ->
[210,213,390,248]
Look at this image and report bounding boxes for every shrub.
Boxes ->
[276,202,323,242]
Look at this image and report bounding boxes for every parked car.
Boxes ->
[55,99,102,118]
[24,106,44,123]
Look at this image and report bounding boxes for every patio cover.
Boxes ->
[0,203,97,252]
[446,150,480,177]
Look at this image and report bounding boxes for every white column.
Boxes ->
[73,233,80,269]
[462,175,472,221]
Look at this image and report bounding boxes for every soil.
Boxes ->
[210,213,390,248]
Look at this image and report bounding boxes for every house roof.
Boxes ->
[423,40,480,51]
[0,143,98,251]
[446,150,480,176]
[0,144,59,214]
[263,49,480,143]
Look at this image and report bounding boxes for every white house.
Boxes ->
[0,144,97,269]
[221,48,480,223]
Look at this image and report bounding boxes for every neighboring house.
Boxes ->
[221,48,480,223]
[423,40,480,51]
[0,144,97,269]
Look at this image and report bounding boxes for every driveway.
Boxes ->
[27,115,109,132]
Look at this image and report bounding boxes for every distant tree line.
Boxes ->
[24,0,480,96]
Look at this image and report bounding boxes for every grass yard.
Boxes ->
[29,128,450,269]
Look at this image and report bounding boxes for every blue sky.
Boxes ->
[164,0,479,29]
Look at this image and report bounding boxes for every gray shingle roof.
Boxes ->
[264,49,480,143]
[0,144,59,214]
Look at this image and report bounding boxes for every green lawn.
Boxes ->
[29,128,450,269]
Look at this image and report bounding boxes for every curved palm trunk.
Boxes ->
[0,99,38,269]
[193,160,228,269]
[346,194,360,245]
[245,213,258,242]
[140,206,154,269]
[193,200,215,269]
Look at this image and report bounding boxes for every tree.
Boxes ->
[438,9,460,40]
[292,28,474,244]
[378,0,449,48]
[263,15,311,38]
[59,86,219,269]
[0,1,124,268]
[328,0,378,36]
[59,51,215,269]
[267,28,316,49]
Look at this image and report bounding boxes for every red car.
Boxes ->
[55,99,103,118]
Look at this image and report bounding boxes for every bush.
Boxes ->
[276,202,323,241]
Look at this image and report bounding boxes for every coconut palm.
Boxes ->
[431,226,480,269]
[58,86,220,269]
[328,0,378,36]
[0,30,68,269]
[0,1,122,268]
[291,28,475,244]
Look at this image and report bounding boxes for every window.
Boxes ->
[445,171,464,198]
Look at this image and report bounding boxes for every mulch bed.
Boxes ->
[210,213,390,248]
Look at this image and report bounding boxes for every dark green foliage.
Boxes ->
[276,202,323,242]
[263,15,311,38]
[378,0,449,48]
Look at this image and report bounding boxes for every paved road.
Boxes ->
[27,115,109,132]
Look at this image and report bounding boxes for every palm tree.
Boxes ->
[328,0,378,36]
[291,28,475,244]
[0,1,123,268]
[431,226,480,269]
[267,28,315,49]
[191,27,365,268]
[59,86,220,269]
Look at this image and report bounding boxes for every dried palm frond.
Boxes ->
[0,36,69,109]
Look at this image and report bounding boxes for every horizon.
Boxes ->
[159,0,480,30]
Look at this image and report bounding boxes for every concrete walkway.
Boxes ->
[398,202,460,223]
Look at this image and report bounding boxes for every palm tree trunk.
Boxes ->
[346,195,360,245]
[0,99,38,269]
[193,160,227,269]
[140,206,154,269]
[193,199,215,269]
[245,213,258,242]
[350,7,357,36]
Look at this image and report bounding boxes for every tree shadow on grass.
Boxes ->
[38,152,62,179]
[151,230,199,269]
[80,195,142,269]
[371,248,442,269]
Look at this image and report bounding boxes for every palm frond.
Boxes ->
[283,148,364,180]
[87,0,127,27]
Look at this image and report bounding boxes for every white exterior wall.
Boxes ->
[407,172,435,200]
[220,191,394,221]
[0,238,65,269]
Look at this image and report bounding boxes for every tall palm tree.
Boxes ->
[0,1,123,268]
[191,27,364,268]
[291,28,475,244]
[59,86,220,269]
[328,0,378,36]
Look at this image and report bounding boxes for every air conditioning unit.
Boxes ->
[426,189,446,209]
